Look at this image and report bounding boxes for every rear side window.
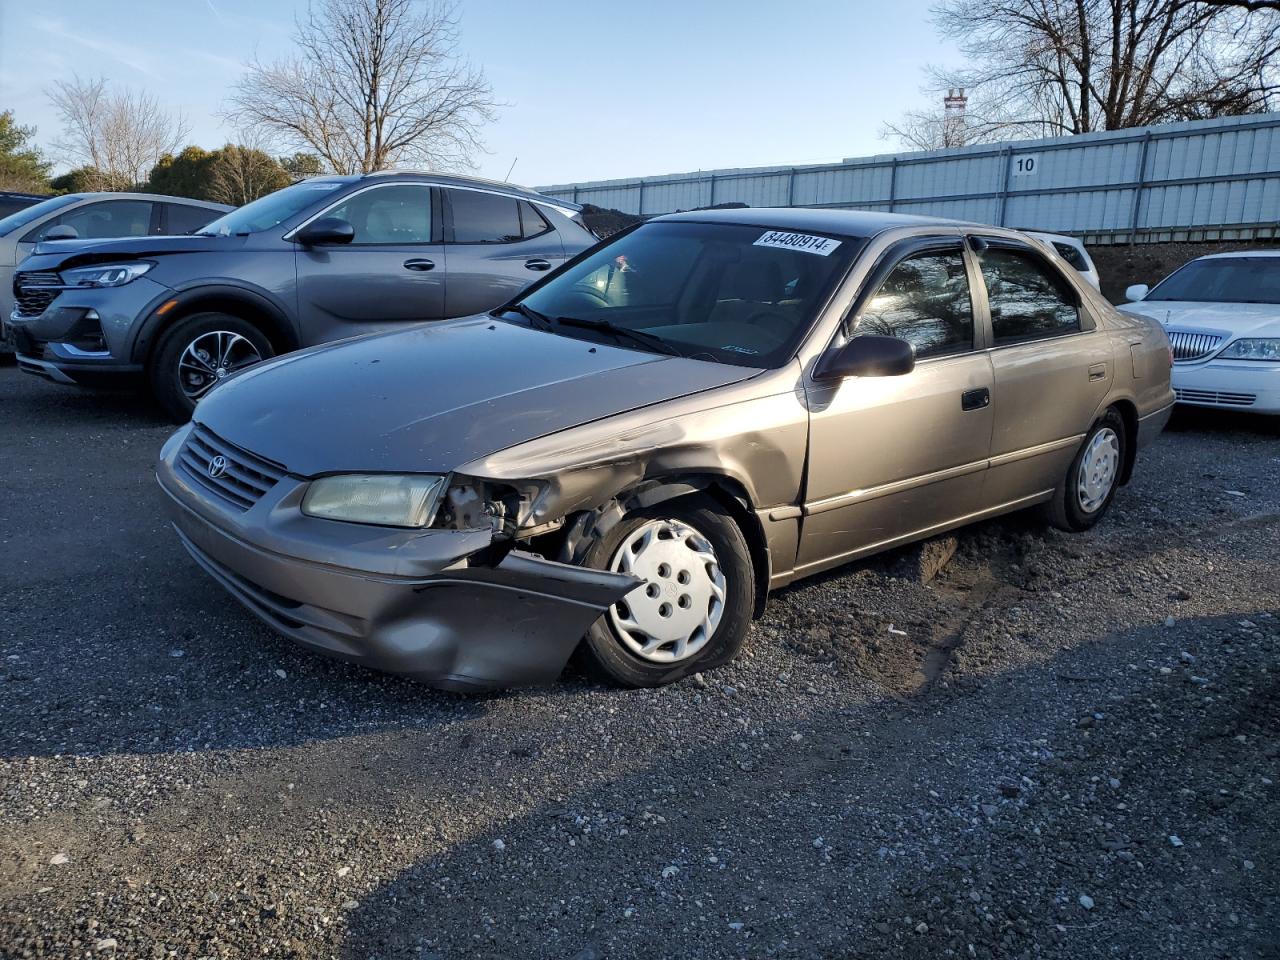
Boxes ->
[165,203,219,235]
[326,185,433,244]
[1051,241,1087,272]
[979,248,1080,346]
[855,248,974,359]
[448,190,521,243]
[27,199,153,241]
[519,201,550,238]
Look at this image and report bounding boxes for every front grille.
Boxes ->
[178,424,286,511]
[1175,388,1256,407]
[1167,330,1223,363]
[12,271,62,319]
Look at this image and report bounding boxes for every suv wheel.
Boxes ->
[1047,408,1127,532]
[150,313,273,422]
[577,495,754,687]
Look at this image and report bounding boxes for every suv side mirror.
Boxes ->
[814,335,916,380]
[295,217,355,246]
[43,225,79,241]
[1125,283,1149,302]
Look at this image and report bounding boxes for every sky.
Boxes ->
[0,0,963,188]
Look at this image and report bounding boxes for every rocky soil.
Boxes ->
[0,368,1276,959]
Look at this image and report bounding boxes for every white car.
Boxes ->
[1029,232,1101,290]
[1121,251,1279,414]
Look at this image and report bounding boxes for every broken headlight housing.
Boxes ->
[301,474,447,528]
[432,478,555,539]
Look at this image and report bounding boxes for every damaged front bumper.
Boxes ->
[156,425,637,691]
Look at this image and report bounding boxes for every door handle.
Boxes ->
[1088,363,1107,382]
[961,387,990,411]
[524,258,552,271]
[403,258,435,271]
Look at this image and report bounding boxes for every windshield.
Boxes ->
[508,221,862,367]
[196,179,350,236]
[0,194,84,237]
[1146,257,1280,304]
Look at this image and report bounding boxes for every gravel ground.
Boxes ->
[1,365,1277,960]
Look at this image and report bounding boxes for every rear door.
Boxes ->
[970,236,1112,504]
[442,188,567,317]
[797,237,995,572]
[293,183,447,344]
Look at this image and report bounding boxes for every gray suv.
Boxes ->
[9,173,595,419]
[0,192,232,349]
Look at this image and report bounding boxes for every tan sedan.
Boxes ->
[157,209,1174,690]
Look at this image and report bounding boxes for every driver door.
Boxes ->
[797,237,995,572]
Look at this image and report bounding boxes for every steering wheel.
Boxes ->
[567,283,612,307]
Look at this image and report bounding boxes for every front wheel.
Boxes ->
[149,313,273,422]
[578,495,755,687]
[1047,408,1127,532]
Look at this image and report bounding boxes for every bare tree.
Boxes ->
[47,76,188,190]
[886,0,1280,148]
[209,143,292,205]
[225,0,496,174]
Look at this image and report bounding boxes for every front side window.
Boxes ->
[855,248,974,359]
[979,247,1080,346]
[511,221,862,368]
[448,190,522,243]
[1145,257,1280,304]
[165,203,220,235]
[44,199,153,240]
[325,185,433,244]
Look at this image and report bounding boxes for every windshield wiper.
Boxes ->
[503,302,554,330]
[551,316,683,357]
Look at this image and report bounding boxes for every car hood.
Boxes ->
[25,233,244,269]
[1119,300,1280,338]
[194,316,758,476]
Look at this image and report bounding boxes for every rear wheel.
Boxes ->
[149,313,273,422]
[1047,408,1127,532]
[578,495,754,687]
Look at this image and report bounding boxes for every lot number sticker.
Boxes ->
[753,231,841,256]
[1011,154,1040,177]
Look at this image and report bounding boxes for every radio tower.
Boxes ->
[943,88,968,148]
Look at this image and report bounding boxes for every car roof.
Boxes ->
[59,192,233,210]
[356,170,582,211]
[1194,249,1280,260]
[653,206,972,238]
[1027,230,1083,247]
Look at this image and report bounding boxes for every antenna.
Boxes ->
[503,157,518,182]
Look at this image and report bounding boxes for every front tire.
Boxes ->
[149,313,273,422]
[1047,408,1127,532]
[578,495,755,688]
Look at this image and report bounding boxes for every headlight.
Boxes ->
[60,262,154,288]
[301,474,447,527]
[1218,338,1280,361]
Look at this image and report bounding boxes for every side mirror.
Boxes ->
[1125,283,1149,302]
[814,334,915,380]
[43,225,79,241]
[295,217,355,246]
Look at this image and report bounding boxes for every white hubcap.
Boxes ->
[1077,427,1120,513]
[608,519,726,663]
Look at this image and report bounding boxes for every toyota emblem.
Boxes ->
[208,455,228,480]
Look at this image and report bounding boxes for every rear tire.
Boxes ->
[1047,408,1127,532]
[577,495,754,688]
[149,313,273,422]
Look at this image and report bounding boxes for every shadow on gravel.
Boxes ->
[1166,405,1280,439]
[334,611,1278,960]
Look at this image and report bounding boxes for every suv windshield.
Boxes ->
[0,194,83,237]
[509,220,862,367]
[1146,257,1280,304]
[197,179,351,236]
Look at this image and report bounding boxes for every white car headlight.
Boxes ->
[301,474,447,527]
[1218,338,1280,361]
[61,262,154,287]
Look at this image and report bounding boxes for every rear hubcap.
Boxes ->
[1077,427,1120,513]
[607,519,726,663]
[179,331,263,400]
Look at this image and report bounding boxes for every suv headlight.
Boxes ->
[1218,338,1280,361]
[60,262,154,288]
[301,474,447,527]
